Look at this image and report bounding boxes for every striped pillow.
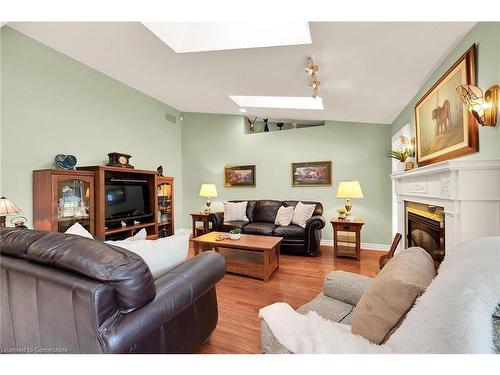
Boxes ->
[224,201,249,222]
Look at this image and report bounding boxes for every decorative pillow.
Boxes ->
[106,231,190,280]
[127,228,147,241]
[291,202,316,228]
[224,201,249,222]
[275,206,294,226]
[65,222,93,239]
[351,247,436,344]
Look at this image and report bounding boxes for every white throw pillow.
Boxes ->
[106,232,190,279]
[126,228,147,241]
[65,222,93,239]
[224,201,249,222]
[292,202,316,228]
[275,206,294,226]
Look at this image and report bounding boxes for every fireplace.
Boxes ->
[406,202,445,262]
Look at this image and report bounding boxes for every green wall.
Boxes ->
[182,113,393,244]
[391,22,500,159]
[0,27,184,228]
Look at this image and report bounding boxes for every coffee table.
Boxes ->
[192,232,283,281]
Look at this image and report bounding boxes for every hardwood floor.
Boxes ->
[189,243,384,354]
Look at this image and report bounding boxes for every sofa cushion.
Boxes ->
[275,206,294,226]
[351,247,436,344]
[273,224,305,238]
[229,200,256,222]
[242,222,277,236]
[224,201,249,222]
[253,200,283,223]
[323,271,373,306]
[219,220,249,232]
[284,200,323,216]
[106,231,190,280]
[291,202,316,228]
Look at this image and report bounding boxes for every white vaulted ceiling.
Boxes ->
[8,22,475,123]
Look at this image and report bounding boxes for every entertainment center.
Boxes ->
[33,166,174,240]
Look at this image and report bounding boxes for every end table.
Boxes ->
[190,212,217,238]
[330,217,364,260]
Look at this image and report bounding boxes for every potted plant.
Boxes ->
[387,149,410,172]
[337,207,347,219]
[229,227,242,240]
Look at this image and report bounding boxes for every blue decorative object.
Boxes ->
[54,154,77,170]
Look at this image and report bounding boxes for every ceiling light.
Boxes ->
[239,108,247,113]
[142,22,311,53]
[305,56,321,98]
[229,96,323,110]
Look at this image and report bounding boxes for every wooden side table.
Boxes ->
[190,212,216,238]
[331,217,364,260]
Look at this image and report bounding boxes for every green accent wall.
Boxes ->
[391,22,500,160]
[0,27,184,228]
[182,113,393,244]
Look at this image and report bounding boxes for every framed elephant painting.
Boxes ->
[415,45,478,166]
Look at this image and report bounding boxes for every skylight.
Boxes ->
[229,96,324,110]
[142,22,311,53]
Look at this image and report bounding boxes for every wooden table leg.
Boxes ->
[263,248,270,282]
[192,218,197,239]
[194,241,201,256]
[203,218,209,235]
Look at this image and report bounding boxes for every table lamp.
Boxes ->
[0,196,22,227]
[336,181,363,218]
[199,184,218,213]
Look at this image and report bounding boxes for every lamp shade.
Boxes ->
[199,184,218,198]
[337,181,363,199]
[457,84,485,124]
[0,197,22,215]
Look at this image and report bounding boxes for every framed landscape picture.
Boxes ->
[292,161,332,187]
[415,45,479,166]
[224,165,256,187]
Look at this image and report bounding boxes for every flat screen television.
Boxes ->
[105,182,151,222]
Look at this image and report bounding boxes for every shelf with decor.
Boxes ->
[34,165,175,241]
[155,176,174,238]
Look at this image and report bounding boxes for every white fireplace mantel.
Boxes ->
[391,159,500,252]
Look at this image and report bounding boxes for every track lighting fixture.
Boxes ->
[305,56,321,98]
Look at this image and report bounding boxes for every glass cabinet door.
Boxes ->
[157,182,172,238]
[56,176,94,234]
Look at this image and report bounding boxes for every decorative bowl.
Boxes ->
[229,233,241,240]
[54,154,77,170]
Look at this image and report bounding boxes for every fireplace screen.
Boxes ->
[406,202,445,262]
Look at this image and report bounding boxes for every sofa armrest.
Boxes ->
[305,215,325,231]
[208,212,225,230]
[98,251,226,353]
[323,271,372,306]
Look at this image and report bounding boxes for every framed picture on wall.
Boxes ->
[224,165,256,187]
[292,161,332,187]
[414,45,479,166]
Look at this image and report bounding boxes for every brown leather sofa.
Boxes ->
[0,228,225,354]
[209,200,325,256]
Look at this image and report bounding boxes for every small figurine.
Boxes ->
[120,221,127,227]
[246,116,257,133]
[133,220,140,225]
[157,165,164,176]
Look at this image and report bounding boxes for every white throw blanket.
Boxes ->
[260,236,500,354]
[259,303,392,354]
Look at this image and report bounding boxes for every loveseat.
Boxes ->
[0,228,226,353]
[260,237,500,354]
[209,200,325,256]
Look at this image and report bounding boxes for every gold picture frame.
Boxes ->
[292,161,332,187]
[415,45,479,166]
[224,165,256,187]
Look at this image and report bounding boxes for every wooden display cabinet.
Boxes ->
[155,176,174,238]
[34,166,175,241]
[33,169,96,235]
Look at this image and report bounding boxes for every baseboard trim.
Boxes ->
[320,239,390,251]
